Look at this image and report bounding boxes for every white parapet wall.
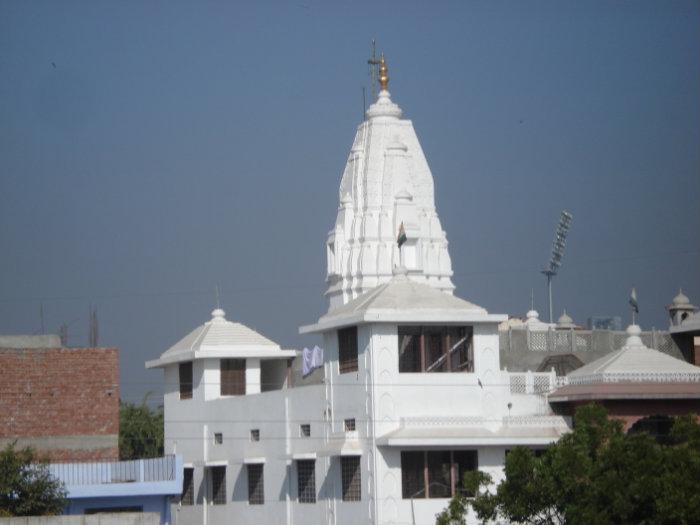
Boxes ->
[0,513,159,525]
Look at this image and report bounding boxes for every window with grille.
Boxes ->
[398,326,473,373]
[338,326,358,373]
[247,464,264,505]
[344,418,356,432]
[250,429,260,442]
[179,362,193,399]
[209,466,226,505]
[181,467,194,505]
[341,456,361,501]
[221,358,246,396]
[300,424,311,438]
[214,433,223,445]
[297,460,316,503]
[401,450,478,499]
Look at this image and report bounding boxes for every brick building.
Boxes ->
[0,336,119,461]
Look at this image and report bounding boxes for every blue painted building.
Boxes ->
[49,455,183,525]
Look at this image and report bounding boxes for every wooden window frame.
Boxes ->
[400,451,425,499]
[179,362,193,400]
[338,326,358,374]
[398,326,474,374]
[401,450,478,499]
[220,358,246,396]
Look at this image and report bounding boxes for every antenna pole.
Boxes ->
[59,323,68,346]
[367,39,380,100]
[88,305,99,347]
[547,273,553,324]
[40,303,45,334]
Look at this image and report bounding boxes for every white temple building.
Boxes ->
[147,56,571,525]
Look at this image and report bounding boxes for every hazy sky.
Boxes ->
[1,1,698,404]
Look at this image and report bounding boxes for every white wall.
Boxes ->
[164,359,334,525]
[161,319,556,525]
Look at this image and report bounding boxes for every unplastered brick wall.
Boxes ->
[0,347,119,461]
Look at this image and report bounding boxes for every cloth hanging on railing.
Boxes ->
[302,345,324,377]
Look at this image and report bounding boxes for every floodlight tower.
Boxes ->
[541,211,573,323]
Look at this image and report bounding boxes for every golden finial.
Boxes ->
[379,54,389,91]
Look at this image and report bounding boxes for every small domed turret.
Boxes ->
[557,310,575,329]
[211,308,226,321]
[673,289,690,306]
[668,289,696,327]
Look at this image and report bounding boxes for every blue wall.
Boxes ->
[66,495,171,525]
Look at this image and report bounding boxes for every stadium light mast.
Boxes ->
[541,211,573,323]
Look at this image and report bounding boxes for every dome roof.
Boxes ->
[557,310,575,328]
[523,309,551,331]
[526,309,539,321]
[301,273,505,334]
[146,309,296,368]
[566,324,700,385]
[673,289,691,306]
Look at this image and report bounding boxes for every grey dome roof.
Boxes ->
[673,289,691,306]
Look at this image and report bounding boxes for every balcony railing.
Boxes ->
[49,455,177,487]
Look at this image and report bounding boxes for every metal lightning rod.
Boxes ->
[541,211,573,323]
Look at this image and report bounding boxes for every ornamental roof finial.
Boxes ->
[379,53,389,91]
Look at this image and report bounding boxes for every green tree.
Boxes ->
[0,443,67,516]
[436,405,700,525]
[119,397,164,460]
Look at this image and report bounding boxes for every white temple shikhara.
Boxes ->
[325,56,454,308]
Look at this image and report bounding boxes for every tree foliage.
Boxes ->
[0,443,67,516]
[119,398,164,460]
[436,404,700,525]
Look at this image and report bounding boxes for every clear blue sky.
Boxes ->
[1,1,698,404]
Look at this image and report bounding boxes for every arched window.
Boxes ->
[627,415,674,444]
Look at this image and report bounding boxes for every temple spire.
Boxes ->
[325,54,454,308]
[379,54,389,91]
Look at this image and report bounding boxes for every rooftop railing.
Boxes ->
[500,327,678,355]
[49,455,177,487]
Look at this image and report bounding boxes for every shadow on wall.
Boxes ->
[318,457,338,502]
[277,464,291,502]
[233,464,247,502]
